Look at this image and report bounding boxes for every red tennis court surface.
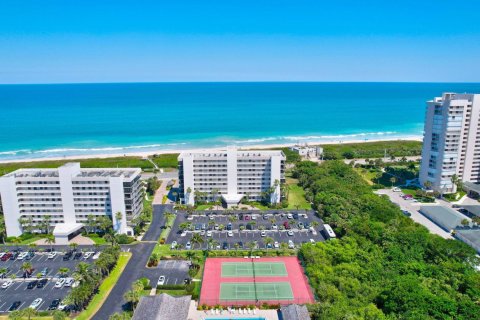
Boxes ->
[200,257,315,306]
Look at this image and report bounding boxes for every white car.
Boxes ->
[171,241,177,249]
[200,230,206,236]
[83,252,94,259]
[47,252,57,259]
[185,242,191,250]
[251,214,257,220]
[227,231,233,237]
[64,278,74,287]
[55,278,66,288]
[271,224,278,230]
[209,215,214,220]
[0,253,4,259]
[274,241,279,248]
[17,252,28,260]
[261,231,266,237]
[1,279,13,289]
[309,239,315,244]
[287,214,293,219]
[92,252,101,260]
[58,301,68,311]
[29,298,43,310]
[181,231,187,237]
[206,230,212,237]
[288,240,295,249]
[187,216,194,221]
[157,276,165,286]
[287,230,294,236]
[392,187,401,192]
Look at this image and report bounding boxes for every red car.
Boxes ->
[1,253,12,261]
[245,215,251,221]
[283,221,290,229]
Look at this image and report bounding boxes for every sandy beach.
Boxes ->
[0,136,422,164]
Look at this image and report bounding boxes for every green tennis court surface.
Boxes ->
[220,282,294,301]
[221,262,288,277]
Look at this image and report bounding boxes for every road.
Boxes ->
[92,204,171,319]
[376,189,453,239]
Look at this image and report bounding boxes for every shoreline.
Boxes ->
[0,136,422,164]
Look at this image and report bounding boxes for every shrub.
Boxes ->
[115,234,134,244]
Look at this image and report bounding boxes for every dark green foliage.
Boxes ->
[295,160,480,319]
[321,140,422,160]
[115,234,135,244]
[146,176,161,196]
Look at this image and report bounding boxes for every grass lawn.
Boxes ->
[287,184,311,210]
[401,188,419,196]
[76,251,132,320]
[443,191,466,202]
[196,204,213,211]
[159,214,176,240]
[150,153,179,168]
[354,167,379,185]
[85,234,109,245]
[5,235,46,245]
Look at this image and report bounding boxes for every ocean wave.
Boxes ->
[0,149,31,156]
[282,131,398,141]
[230,137,278,144]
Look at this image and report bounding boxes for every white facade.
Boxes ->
[289,145,323,158]
[419,93,480,193]
[0,163,143,237]
[178,147,286,206]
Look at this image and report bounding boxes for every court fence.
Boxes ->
[198,297,314,307]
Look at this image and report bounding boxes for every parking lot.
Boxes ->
[150,260,190,286]
[167,210,326,250]
[0,247,100,313]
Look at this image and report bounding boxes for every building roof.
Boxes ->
[280,304,311,320]
[52,223,84,237]
[221,193,245,204]
[463,181,480,194]
[455,229,480,254]
[420,205,471,231]
[178,147,285,160]
[459,205,480,217]
[132,294,191,320]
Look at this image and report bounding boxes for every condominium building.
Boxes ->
[419,93,480,193]
[0,162,143,238]
[178,147,286,207]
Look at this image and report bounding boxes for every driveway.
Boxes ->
[93,204,173,319]
[376,189,453,239]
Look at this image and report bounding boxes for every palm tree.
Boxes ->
[207,238,218,250]
[424,180,432,190]
[86,214,97,234]
[45,234,55,251]
[58,267,70,277]
[247,241,257,253]
[22,307,38,320]
[0,267,7,277]
[52,310,67,320]
[115,211,123,231]
[8,310,24,320]
[190,233,204,249]
[69,242,79,252]
[472,216,480,226]
[185,251,196,263]
[0,215,5,244]
[263,237,274,249]
[390,176,397,187]
[42,215,51,234]
[21,262,33,278]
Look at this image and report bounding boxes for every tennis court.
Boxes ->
[220,282,294,301]
[221,262,288,277]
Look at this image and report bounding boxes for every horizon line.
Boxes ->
[1,80,480,86]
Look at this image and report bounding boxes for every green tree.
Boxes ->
[45,234,55,251]
[52,310,67,320]
[190,233,204,249]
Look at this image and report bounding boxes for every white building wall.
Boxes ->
[182,156,195,206]
[270,155,282,203]
[0,175,22,237]
[109,176,127,234]
[58,163,79,224]
[226,147,238,196]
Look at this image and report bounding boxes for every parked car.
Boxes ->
[10,252,19,260]
[298,222,304,229]
[309,239,315,244]
[274,241,279,248]
[36,279,48,288]
[2,279,13,289]
[206,230,212,237]
[287,214,293,219]
[157,276,165,286]
[92,251,101,260]
[245,215,251,221]
[48,299,61,310]
[393,187,401,192]
[27,280,38,289]
[288,240,295,249]
[55,278,66,288]
[181,231,187,237]
[8,301,21,311]
[17,252,28,260]
[83,252,94,259]
[171,241,178,249]
[47,252,57,259]
[287,230,294,236]
[63,252,72,261]
[222,242,229,250]
[402,210,412,217]
[283,221,290,229]
[74,252,82,260]
[227,231,233,237]
[227,223,232,230]
[1,252,12,261]
[29,298,43,310]
[261,231,266,237]
[185,242,191,250]
[271,224,278,230]
[251,214,257,220]
[237,241,244,249]
[64,278,74,287]
[293,213,299,219]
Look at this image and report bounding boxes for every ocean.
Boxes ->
[1,82,479,161]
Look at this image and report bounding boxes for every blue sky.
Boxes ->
[1,0,480,83]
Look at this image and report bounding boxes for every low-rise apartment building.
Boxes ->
[178,147,286,207]
[0,162,143,238]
